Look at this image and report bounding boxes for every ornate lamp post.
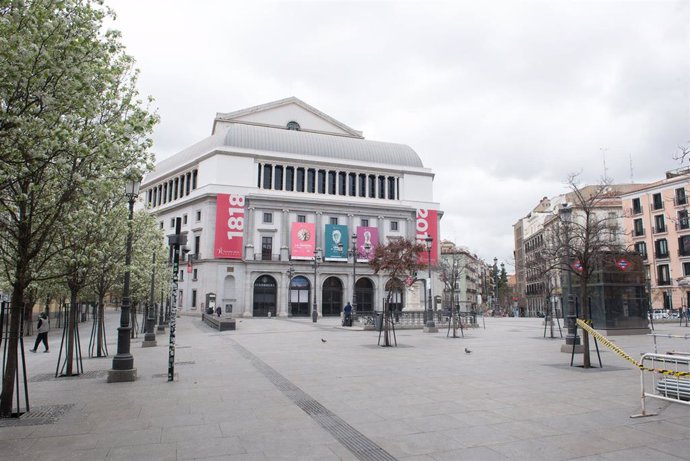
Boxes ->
[108,175,141,383]
[424,236,437,331]
[312,249,321,323]
[286,264,295,316]
[559,204,580,349]
[142,251,157,347]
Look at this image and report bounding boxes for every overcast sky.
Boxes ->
[107,0,689,269]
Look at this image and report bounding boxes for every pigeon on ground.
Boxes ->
[321,338,327,343]
[464,348,472,354]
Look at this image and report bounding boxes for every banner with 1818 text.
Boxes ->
[214,193,244,259]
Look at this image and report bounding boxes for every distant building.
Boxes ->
[141,97,442,317]
[439,241,481,312]
[621,168,690,313]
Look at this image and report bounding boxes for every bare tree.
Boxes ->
[438,251,467,338]
[369,239,427,345]
[542,174,627,367]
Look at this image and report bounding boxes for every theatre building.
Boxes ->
[141,97,442,317]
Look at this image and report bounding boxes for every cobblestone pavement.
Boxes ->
[1,312,688,460]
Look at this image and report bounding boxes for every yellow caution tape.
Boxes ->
[576,319,690,378]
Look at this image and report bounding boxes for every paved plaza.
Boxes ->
[1,312,688,460]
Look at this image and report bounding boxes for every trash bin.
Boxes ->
[375,312,383,331]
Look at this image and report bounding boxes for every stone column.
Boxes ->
[245,206,255,260]
[280,209,290,261]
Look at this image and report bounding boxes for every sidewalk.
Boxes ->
[1,312,688,460]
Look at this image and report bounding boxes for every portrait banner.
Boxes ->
[291,222,316,260]
[214,193,244,259]
[356,226,378,261]
[324,224,348,261]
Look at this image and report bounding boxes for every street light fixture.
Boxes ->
[286,264,295,316]
[424,236,436,331]
[312,249,321,323]
[107,174,141,383]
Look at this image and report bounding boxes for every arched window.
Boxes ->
[287,121,301,131]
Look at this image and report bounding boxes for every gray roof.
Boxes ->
[146,124,423,183]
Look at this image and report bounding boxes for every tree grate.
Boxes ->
[232,341,398,461]
[0,404,74,427]
[174,361,195,365]
[29,369,109,382]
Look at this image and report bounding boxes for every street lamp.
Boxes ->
[107,175,141,383]
[425,236,436,330]
[312,249,321,323]
[286,264,295,316]
[142,251,157,347]
[559,204,580,349]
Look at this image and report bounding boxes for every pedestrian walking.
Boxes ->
[343,302,352,327]
[31,312,49,353]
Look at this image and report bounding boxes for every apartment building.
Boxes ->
[621,168,690,312]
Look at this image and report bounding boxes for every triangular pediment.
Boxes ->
[213,97,363,138]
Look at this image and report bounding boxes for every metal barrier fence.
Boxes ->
[648,333,690,354]
[632,353,690,417]
[351,310,481,329]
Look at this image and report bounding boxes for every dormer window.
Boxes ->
[286,121,301,131]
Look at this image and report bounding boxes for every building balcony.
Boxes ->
[674,196,688,207]
[658,278,671,286]
[255,253,281,261]
[653,225,667,234]
[628,207,643,216]
[655,252,670,260]
[632,229,645,238]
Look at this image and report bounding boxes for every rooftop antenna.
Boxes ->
[629,153,635,183]
[600,147,609,179]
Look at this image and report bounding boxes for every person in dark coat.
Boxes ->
[215,306,222,317]
[343,302,353,326]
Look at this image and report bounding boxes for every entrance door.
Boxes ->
[355,278,374,312]
[289,276,310,316]
[322,277,343,316]
[253,275,277,317]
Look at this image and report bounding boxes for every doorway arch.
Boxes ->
[355,278,375,312]
[322,277,343,316]
[253,275,277,317]
[289,276,310,317]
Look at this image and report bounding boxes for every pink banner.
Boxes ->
[416,209,438,265]
[291,222,316,260]
[214,193,244,259]
[356,226,378,261]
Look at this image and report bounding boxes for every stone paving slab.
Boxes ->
[1,312,688,460]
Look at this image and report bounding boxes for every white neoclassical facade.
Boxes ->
[141,97,442,318]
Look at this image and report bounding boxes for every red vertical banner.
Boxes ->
[416,209,438,264]
[214,193,245,259]
[291,222,316,260]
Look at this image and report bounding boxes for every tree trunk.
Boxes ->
[65,289,79,376]
[0,285,25,416]
[97,295,105,357]
[580,279,591,368]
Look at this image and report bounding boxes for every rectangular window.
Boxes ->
[179,270,184,282]
[338,172,346,195]
[328,171,336,194]
[191,289,197,308]
[368,175,376,198]
[194,235,201,257]
[183,214,188,225]
[192,170,198,190]
[263,212,273,224]
[162,183,168,204]
[634,241,647,260]
[657,264,670,285]
[684,262,690,276]
[654,214,666,233]
[160,221,164,229]
[318,170,326,194]
[634,218,644,237]
[196,210,201,222]
[168,180,173,202]
[173,178,179,200]
[263,164,273,189]
[676,187,687,206]
[361,218,369,227]
[179,175,185,197]
[652,192,663,210]
[170,218,175,228]
[262,236,272,261]
[307,168,315,193]
[655,239,669,258]
[257,163,261,187]
[358,174,366,197]
[390,221,399,231]
[185,172,191,195]
[193,268,198,280]
[387,177,396,199]
[285,167,294,191]
[179,290,183,307]
[679,235,690,256]
[679,210,689,230]
[297,215,306,223]
[274,165,283,190]
[348,173,356,196]
[296,168,305,192]
[378,176,385,199]
[330,217,338,225]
